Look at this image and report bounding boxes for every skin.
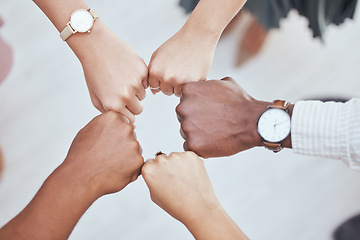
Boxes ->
[0,112,144,239]
[148,0,247,96]
[176,77,293,158]
[142,151,249,240]
[32,0,148,123]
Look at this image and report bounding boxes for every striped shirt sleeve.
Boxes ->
[291,98,360,170]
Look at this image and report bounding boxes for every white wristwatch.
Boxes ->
[257,100,291,153]
[60,9,99,41]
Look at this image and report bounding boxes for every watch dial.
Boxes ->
[70,9,94,33]
[257,108,291,143]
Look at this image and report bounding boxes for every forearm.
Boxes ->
[184,0,247,38]
[184,204,248,240]
[0,163,99,240]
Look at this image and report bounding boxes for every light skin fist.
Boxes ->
[73,22,148,124]
[176,77,270,158]
[142,151,248,240]
[142,151,218,223]
[148,25,218,97]
[63,111,144,197]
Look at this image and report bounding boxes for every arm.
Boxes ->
[32,0,148,123]
[142,151,248,240]
[0,112,144,239]
[148,0,246,96]
[291,98,360,170]
[176,77,360,170]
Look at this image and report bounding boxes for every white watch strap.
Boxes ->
[89,9,99,19]
[60,24,75,41]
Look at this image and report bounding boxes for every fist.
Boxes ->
[64,112,144,196]
[176,77,267,158]
[142,152,218,224]
[148,27,216,96]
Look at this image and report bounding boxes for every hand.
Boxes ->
[142,151,248,240]
[63,111,144,197]
[148,25,219,96]
[142,152,218,223]
[176,77,270,158]
[71,22,148,123]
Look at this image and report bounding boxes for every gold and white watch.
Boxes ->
[60,9,99,41]
[257,100,291,153]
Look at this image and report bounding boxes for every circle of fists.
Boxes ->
[81,23,216,124]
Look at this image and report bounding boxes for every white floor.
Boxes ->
[0,0,360,239]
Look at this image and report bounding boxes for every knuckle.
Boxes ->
[185,151,198,158]
[140,67,149,79]
[186,139,202,153]
[120,91,131,103]
[134,102,143,115]
[149,66,161,78]
[103,111,119,121]
[103,100,123,113]
[181,83,192,95]
[141,161,154,177]
[155,154,167,162]
[175,103,184,115]
[181,120,192,133]
[131,174,139,182]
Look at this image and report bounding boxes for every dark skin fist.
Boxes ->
[176,77,270,158]
[63,111,144,197]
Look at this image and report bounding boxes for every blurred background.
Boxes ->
[0,0,360,239]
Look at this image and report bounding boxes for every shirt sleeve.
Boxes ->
[291,98,360,170]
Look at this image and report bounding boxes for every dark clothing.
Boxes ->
[179,0,358,38]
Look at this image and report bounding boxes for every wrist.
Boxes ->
[182,19,222,43]
[50,160,103,202]
[183,201,243,240]
[66,20,109,62]
[182,199,224,229]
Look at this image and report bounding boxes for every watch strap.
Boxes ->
[60,24,75,41]
[59,9,99,41]
[269,100,290,111]
[263,141,283,153]
[89,9,99,19]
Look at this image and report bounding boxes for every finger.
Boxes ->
[126,96,143,115]
[221,76,234,81]
[160,82,174,96]
[141,158,155,177]
[142,77,149,89]
[148,76,161,92]
[174,85,183,97]
[136,86,146,101]
[179,127,186,140]
[154,152,168,162]
[142,66,149,89]
[117,113,130,124]
[176,111,183,123]
[91,95,106,113]
[155,151,166,157]
[183,141,189,151]
[119,107,135,124]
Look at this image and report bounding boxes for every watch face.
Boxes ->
[70,9,94,33]
[258,108,291,143]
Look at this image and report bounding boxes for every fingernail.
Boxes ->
[155,151,165,156]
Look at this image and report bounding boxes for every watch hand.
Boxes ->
[274,120,288,127]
